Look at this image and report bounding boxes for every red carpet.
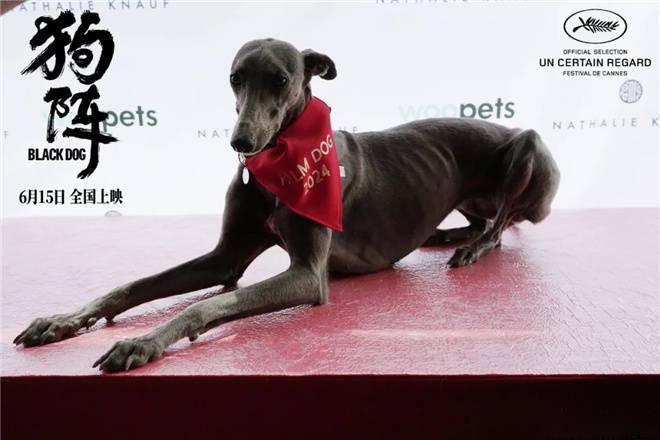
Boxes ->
[2,209,659,437]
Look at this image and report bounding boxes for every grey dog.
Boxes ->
[14,39,560,371]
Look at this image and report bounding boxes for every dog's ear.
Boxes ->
[302,49,337,80]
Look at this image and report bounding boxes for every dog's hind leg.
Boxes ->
[448,130,541,267]
[422,211,489,246]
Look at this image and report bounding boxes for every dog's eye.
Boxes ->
[230,74,242,86]
[274,75,288,87]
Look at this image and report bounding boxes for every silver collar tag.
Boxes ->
[238,153,249,184]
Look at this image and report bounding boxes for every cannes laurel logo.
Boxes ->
[564,9,627,44]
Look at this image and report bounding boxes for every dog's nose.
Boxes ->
[230,137,254,153]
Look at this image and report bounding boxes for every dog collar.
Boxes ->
[240,97,343,232]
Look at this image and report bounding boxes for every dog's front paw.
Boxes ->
[93,336,164,372]
[448,246,478,267]
[13,314,95,347]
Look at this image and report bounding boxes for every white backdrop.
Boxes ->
[1,1,658,217]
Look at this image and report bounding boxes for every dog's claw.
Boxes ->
[92,344,113,368]
[448,246,478,267]
[94,337,163,372]
[13,328,29,345]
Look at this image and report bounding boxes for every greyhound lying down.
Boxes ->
[14,39,560,371]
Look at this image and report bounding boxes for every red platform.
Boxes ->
[2,209,659,438]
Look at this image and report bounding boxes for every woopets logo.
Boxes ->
[399,98,515,122]
[102,106,158,132]
[564,9,627,44]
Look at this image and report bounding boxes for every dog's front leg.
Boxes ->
[14,170,276,347]
[93,265,325,371]
[94,214,331,372]
[13,235,269,348]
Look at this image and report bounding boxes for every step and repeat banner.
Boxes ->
[1,1,658,217]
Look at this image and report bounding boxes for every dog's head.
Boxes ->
[229,38,336,156]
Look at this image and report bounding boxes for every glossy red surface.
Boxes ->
[2,209,659,376]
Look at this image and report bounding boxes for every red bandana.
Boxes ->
[243,97,343,231]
